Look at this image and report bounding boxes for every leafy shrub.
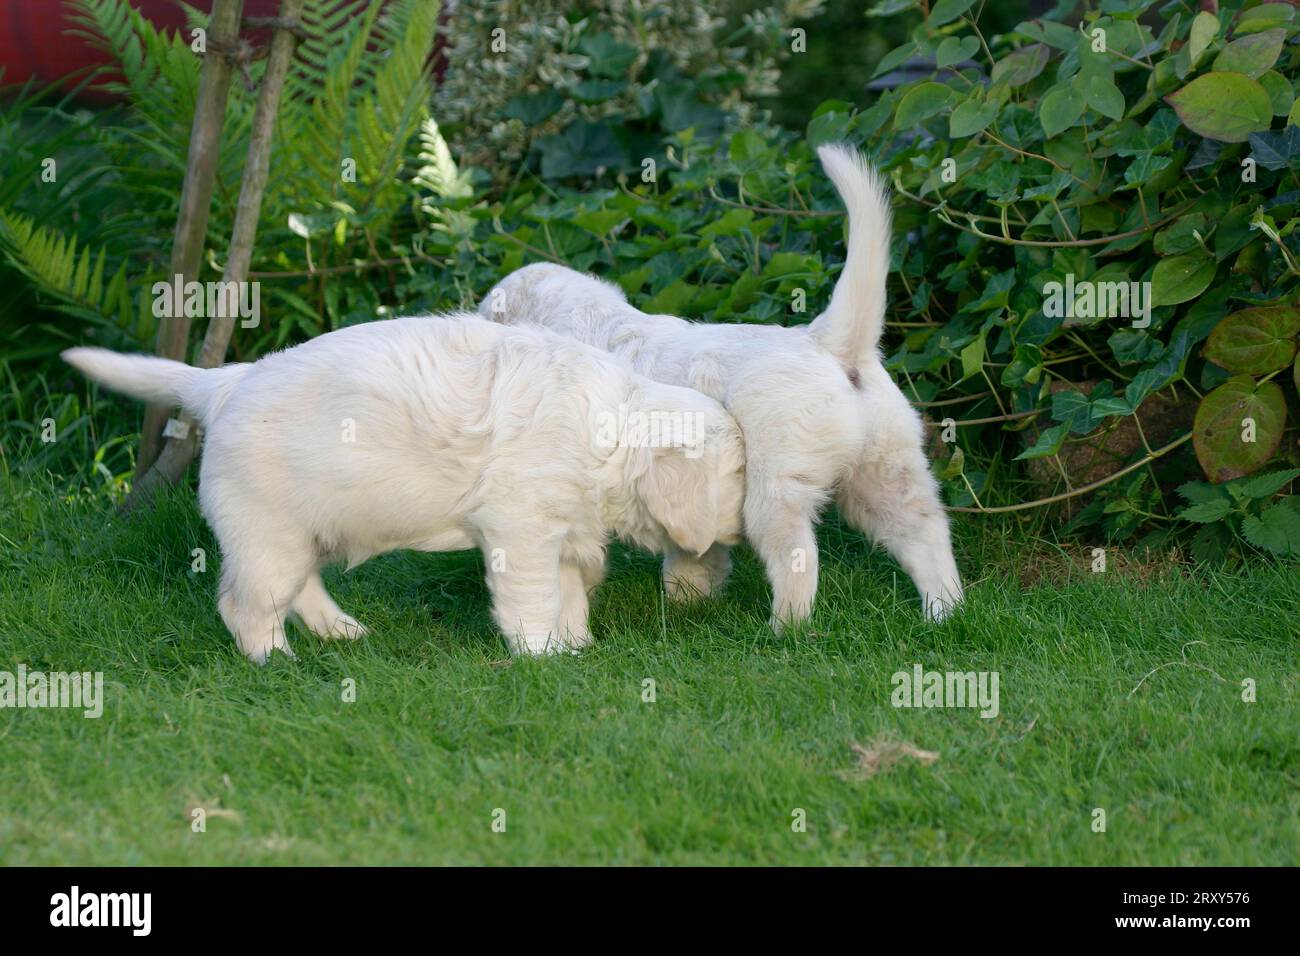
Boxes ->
[461,0,1300,558]
[435,0,826,180]
[854,0,1300,558]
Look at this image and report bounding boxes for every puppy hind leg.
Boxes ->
[217,549,312,664]
[745,487,821,632]
[838,449,963,621]
[292,570,368,640]
[662,542,732,603]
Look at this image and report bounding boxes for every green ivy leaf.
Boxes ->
[1109,328,1164,365]
[1248,126,1300,170]
[872,41,919,79]
[937,445,966,480]
[1235,3,1294,35]
[1150,253,1216,307]
[949,97,1000,137]
[578,34,639,78]
[960,331,986,381]
[1040,85,1086,138]
[1000,342,1043,387]
[698,208,754,239]
[643,278,696,315]
[936,35,981,69]
[991,43,1050,88]
[1257,71,1295,117]
[1211,28,1285,79]
[1015,424,1067,461]
[1165,72,1272,142]
[893,82,955,129]
[762,251,817,279]
[503,89,565,125]
[1193,376,1288,482]
[572,208,626,237]
[1085,76,1126,121]
[1204,305,1300,375]
[535,121,628,179]
[1187,11,1218,67]
[929,0,976,28]
[1153,213,1210,256]
[1014,19,1077,50]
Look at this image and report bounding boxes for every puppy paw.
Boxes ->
[509,633,582,656]
[563,629,595,651]
[924,592,963,622]
[322,614,368,640]
[295,609,368,640]
[769,605,814,635]
[240,637,296,665]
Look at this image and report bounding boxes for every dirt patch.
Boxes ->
[1012,542,1191,590]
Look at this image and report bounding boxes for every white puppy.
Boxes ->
[482,144,962,627]
[63,314,745,662]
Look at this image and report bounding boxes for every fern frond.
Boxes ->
[0,208,129,326]
[286,0,375,104]
[268,0,441,235]
[414,116,472,201]
[351,0,439,223]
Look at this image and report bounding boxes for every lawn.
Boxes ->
[0,469,1296,865]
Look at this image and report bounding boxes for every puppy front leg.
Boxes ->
[557,560,594,650]
[578,551,608,592]
[745,488,820,632]
[662,543,732,603]
[482,538,568,655]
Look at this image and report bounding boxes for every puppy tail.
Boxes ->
[62,347,247,426]
[808,143,892,368]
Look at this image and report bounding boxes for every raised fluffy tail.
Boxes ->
[809,144,893,368]
[62,347,248,426]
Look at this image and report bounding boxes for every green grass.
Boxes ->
[1,469,1296,865]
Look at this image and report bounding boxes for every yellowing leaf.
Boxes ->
[1165,72,1272,143]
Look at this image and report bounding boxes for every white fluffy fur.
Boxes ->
[64,314,745,662]
[481,144,962,626]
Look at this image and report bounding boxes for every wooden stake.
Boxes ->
[136,0,246,476]
[124,0,306,513]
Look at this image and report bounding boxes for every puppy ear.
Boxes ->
[639,445,718,557]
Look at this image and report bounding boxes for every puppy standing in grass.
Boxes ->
[483,144,961,627]
[64,315,746,662]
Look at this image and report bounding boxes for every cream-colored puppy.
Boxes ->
[64,314,745,662]
[482,145,961,628]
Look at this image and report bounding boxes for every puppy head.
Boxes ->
[621,383,745,556]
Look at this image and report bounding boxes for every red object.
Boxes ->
[0,0,282,98]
